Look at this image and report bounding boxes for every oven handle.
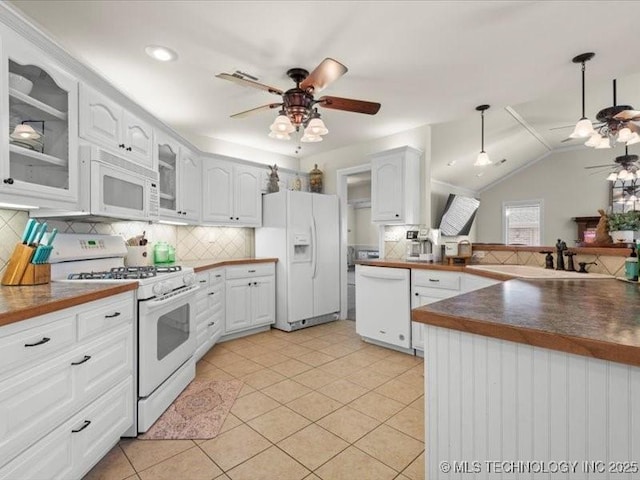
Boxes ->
[142,284,199,311]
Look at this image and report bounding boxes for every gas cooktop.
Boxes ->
[66,265,183,280]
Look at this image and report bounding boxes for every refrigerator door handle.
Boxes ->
[311,215,318,279]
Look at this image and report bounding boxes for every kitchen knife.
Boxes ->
[39,228,58,263]
[25,220,40,246]
[21,218,36,244]
[32,222,47,246]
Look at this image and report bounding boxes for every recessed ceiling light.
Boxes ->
[145,45,178,62]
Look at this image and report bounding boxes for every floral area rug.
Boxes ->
[139,378,243,440]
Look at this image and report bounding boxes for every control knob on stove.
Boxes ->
[153,281,169,296]
[183,273,196,286]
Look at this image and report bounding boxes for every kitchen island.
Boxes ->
[412,278,640,479]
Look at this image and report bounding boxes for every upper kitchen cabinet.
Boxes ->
[79,85,154,169]
[156,132,200,222]
[0,32,78,207]
[202,156,262,227]
[370,146,421,224]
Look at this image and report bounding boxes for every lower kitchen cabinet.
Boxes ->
[0,292,135,478]
[225,263,275,334]
[194,267,225,361]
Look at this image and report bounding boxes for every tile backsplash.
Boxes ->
[0,208,254,275]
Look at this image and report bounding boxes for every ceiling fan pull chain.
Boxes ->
[613,79,617,107]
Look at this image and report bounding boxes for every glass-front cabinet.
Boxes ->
[0,31,78,206]
[157,135,178,216]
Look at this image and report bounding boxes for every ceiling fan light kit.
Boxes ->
[217,57,380,146]
[474,104,492,167]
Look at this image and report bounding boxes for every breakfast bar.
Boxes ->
[412,278,640,479]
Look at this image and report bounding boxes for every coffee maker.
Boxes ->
[406,228,440,262]
[405,230,421,260]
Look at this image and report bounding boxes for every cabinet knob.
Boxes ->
[177,211,182,214]
[118,144,125,148]
[248,282,252,286]
[235,217,239,220]
[3,178,14,185]
[229,216,234,220]
[208,292,215,295]
[182,212,187,216]
[126,147,132,152]
[208,321,216,326]
[395,214,399,217]
[414,292,419,296]
[253,282,258,286]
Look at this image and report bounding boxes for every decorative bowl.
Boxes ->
[9,73,33,95]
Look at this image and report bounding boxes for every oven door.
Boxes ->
[91,161,152,222]
[138,284,198,397]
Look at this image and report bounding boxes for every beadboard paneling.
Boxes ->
[425,324,639,480]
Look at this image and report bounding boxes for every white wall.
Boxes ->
[179,132,300,170]
[476,147,613,245]
[300,124,432,225]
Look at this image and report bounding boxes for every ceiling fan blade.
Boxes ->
[584,164,617,169]
[560,137,578,143]
[318,95,381,115]
[300,58,348,93]
[613,109,640,121]
[216,73,283,96]
[230,103,283,119]
[550,122,604,131]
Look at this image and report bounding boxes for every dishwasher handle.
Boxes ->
[358,270,407,281]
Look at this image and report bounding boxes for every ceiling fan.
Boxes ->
[585,146,639,181]
[216,58,381,142]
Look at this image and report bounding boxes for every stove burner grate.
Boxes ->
[67,265,182,280]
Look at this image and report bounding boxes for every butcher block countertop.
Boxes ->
[0,282,137,328]
[178,257,278,273]
[412,279,640,367]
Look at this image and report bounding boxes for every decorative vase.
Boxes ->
[611,230,635,243]
[309,164,323,193]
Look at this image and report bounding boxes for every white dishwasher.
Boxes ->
[355,265,411,349]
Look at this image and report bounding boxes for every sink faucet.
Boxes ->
[578,261,597,273]
[555,239,567,270]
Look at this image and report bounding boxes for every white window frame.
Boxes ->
[502,199,544,246]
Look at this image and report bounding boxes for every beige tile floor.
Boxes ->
[85,320,425,480]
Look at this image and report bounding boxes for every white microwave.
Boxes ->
[38,145,159,222]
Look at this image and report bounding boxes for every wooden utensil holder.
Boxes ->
[1,243,51,286]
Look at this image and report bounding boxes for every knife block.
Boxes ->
[1,243,51,286]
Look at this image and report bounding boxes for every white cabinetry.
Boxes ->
[225,263,275,334]
[79,85,154,169]
[202,157,262,226]
[0,30,79,208]
[355,265,411,349]
[370,146,421,224]
[411,269,500,351]
[194,268,225,361]
[0,292,135,479]
[156,133,201,222]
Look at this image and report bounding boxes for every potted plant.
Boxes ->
[608,211,640,243]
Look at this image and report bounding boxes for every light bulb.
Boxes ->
[270,115,294,134]
[595,136,611,149]
[474,151,492,166]
[584,133,602,147]
[626,132,640,146]
[305,118,328,136]
[569,118,595,138]
[606,172,618,181]
[617,127,633,143]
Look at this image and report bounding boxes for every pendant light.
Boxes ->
[569,52,595,139]
[474,104,492,166]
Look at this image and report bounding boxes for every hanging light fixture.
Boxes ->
[269,110,295,135]
[604,146,639,182]
[569,52,596,139]
[474,104,492,166]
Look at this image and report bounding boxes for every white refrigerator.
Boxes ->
[256,191,340,331]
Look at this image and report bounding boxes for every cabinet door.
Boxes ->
[225,279,252,333]
[371,156,403,222]
[234,165,262,226]
[411,286,458,350]
[156,135,179,217]
[252,276,275,326]
[79,85,122,151]
[202,159,234,223]
[178,149,201,221]
[2,35,79,205]
[121,110,154,169]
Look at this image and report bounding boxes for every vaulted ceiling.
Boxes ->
[9,1,640,190]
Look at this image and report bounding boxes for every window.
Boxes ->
[503,200,542,246]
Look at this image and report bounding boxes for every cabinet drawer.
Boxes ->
[0,314,75,373]
[0,377,133,480]
[77,294,134,341]
[210,268,225,285]
[196,272,210,288]
[226,263,274,279]
[412,270,461,291]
